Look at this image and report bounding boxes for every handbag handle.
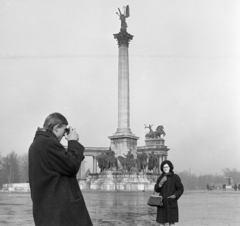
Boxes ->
[153,191,162,196]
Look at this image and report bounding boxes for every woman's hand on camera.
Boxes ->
[65,127,79,141]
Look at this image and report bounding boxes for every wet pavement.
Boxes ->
[0,190,240,225]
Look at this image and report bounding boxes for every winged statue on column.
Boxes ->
[116,5,130,31]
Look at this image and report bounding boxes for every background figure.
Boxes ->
[206,183,210,190]
[222,183,226,191]
[234,183,237,191]
[28,112,93,226]
[154,160,184,226]
[227,175,232,186]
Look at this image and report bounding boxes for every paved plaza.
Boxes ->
[0,190,239,226]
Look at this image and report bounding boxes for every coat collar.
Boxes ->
[34,127,59,141]
[163,171,174,177]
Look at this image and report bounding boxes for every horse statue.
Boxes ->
[96,148,118,172]
[105,149,118,170]
[136,152,148,173]
[153,125,166,138]
[118,150,137,172]
[96,153,107,172]
[148,151,159,173]
[144,124,155,139]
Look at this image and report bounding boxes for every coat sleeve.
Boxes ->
[45,139,85,176]
[173,174,184,200]
[154,175,162,193]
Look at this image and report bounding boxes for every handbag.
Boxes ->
[147,192,163,207]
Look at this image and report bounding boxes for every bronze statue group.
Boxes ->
[96,149,160,174]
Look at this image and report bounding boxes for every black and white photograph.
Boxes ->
[0,0,239,225]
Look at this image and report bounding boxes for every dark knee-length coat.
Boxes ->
[28,129,93,226]
[154,172,184,224]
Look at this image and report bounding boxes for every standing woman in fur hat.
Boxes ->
[154,160,184,226]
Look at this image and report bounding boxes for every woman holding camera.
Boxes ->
[154,160,184,226]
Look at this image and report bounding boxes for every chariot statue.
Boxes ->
[144,124,166,139]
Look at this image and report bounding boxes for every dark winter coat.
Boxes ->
[28,129,93,226]
[154,172,184,224]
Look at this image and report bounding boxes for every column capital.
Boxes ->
[113,30,133,47]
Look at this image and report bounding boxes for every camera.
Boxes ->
[65,128,70,135]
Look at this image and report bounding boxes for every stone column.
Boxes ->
[93,156,97,174]
[159,155,163,172]
[146,156,149,173]
[77,160,86,179]
[80,161,86,178]
[109,30,138,157]
[117,45,130,132]
[114,31,133,133]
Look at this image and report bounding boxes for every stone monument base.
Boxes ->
[115,172,149,191]
[79,179,90,190]
[90,171,117,190]
[83,171,159,191]
[145,138,165,146]
[108,132,139,158]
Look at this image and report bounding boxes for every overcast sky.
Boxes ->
[0,0,239,175]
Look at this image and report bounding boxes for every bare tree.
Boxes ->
[19,153,29,183]
[1,151,20,184]
[0,152,3,188]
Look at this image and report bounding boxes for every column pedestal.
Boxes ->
[108,133,139,158]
